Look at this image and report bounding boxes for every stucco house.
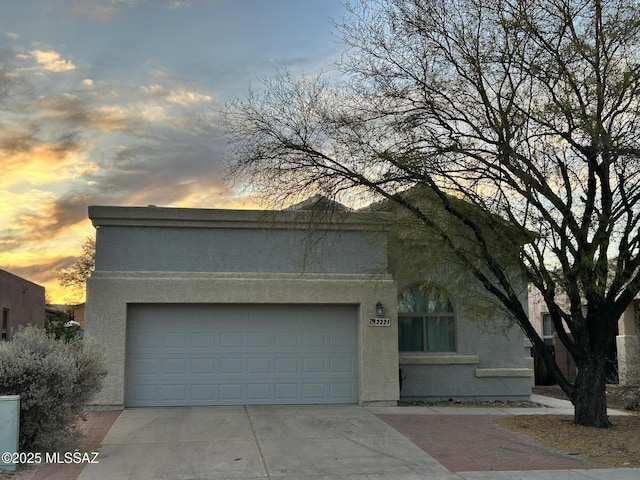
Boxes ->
[85,200,533,408]
[0,269,45,340]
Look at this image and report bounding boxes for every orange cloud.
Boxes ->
[0,140,92,188]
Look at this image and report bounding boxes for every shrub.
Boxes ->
[623,387,640,412]
[45,309,81,341]
[0,327,107,451]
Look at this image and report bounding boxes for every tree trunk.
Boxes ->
[571,355,611,427]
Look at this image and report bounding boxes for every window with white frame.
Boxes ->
[542,313,555,345]
[398,285,455,352]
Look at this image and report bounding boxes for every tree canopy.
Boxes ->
[224,0,640,427]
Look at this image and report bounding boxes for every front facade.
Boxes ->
[85,204,532,408]
[0,269,45,340]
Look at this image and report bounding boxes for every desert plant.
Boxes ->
[0,327,106,451]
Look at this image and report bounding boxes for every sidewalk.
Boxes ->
[368,395,640,480]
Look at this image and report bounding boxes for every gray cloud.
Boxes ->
[71,0,145,21]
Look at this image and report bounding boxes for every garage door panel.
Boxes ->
[219,384,243,402]
[331,332,355,349]
[163,333,188,347]
[275,357,298,373]
[302,332,328,348]
[191,384,214,401]
[248,331,272,347]
[125,304,358,406]
[191,358,215,373]
[247,384,271,401]
[219,332,243,348]
[303,357,327,373]
[247,357,271,373]
[131,358,159,374]
[275,383,298,400]
[275,332,299,347]
[302,383,326,401]
[332,357,355,373]
[162,384,187,401]
[163,359,186,374]
[331,383,356,402]
[192,334,215,347]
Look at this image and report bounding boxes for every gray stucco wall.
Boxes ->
[392,252,532,401]
[95,226,386,274]
[398,300,532,401]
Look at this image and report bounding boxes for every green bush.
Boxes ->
[45,310,81,341]
[0,327,107,451]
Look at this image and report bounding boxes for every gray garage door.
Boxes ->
[125,304,358,407]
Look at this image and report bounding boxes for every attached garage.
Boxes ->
[86,205,400,407]
[125,304,358,407]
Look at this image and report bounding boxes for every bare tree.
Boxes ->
[224,0,640,427]
[57,237,95,303]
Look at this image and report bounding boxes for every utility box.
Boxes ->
[0,395,20,472]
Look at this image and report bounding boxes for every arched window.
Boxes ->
[398,285,455,352]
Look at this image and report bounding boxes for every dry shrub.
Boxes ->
[0,327,106,451]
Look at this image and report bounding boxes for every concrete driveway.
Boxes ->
[78,405,459,480]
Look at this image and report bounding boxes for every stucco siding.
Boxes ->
[0,269,45,339]
[95,225,386,275]
[393,253,532,400]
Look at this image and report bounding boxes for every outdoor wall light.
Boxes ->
[375,301,385,317]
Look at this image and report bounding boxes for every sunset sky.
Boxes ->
[0,0,345,303]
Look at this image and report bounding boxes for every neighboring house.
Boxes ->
[71,303,86,330]
[528,286,640,386]
[85,201,532,408]
[46,303,86,331]
[0,269,45,340]
[527,286,578,385]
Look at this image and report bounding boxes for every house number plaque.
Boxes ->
[368,318,391,327]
